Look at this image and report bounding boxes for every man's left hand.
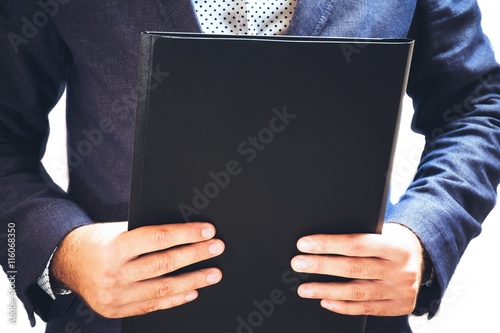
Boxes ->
[291,222,424,316]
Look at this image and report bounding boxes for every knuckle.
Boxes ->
[99,271,122,290]
[192,245,203,262]
[158,280,174,297]
[347,261,363,277]
[145,299,161,314]
[361,304,376,315]
[351,287,366,301]
[96,291,117,308]
[400,248,412,261]
[347,238,365,255]
[136,300,161,315]
[158,255,173,273]
[153,228,173,247]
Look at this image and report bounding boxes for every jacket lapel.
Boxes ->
[287,0,336,36]
[287,0,417,38]
[154,0,202,32]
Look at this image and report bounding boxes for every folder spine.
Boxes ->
[128,33,156,229]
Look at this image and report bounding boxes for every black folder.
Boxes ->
[124,32,413,333]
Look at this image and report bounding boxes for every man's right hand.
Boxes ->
[50,221,225,318]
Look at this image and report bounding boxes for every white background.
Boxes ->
[1,1,499,332]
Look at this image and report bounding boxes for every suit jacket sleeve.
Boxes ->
[0,2,94,325]
[386,0,500,317]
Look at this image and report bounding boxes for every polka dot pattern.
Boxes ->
[193,1,298,35]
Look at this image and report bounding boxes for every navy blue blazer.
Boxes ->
[1,0,499,332]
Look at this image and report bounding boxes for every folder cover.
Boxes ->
[124,32,413,333]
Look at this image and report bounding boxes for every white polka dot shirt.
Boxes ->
[193,0,298,35]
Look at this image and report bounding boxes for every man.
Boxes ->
[1,1,499,333]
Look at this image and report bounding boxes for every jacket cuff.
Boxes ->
[384,194,460,318]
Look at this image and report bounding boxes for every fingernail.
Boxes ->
[299,287,314,298]
[209,241,224,255]
[321,300,335,310]
[207,271,222,284]
[291,258,310,271]
[202,227,215,239]
[297,238,316,251]
[185,291,198,302]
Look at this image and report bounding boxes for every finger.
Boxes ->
[297,280,397,302]
[120,222,217,258]
[119,267,223,306]
[320,299,414,317]
[291,254,391,279]
[123,239,225,281]
[104,290,199,318]
[296,233,400,260]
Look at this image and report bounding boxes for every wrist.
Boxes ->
[49,255,73,296]
[37,248,73,299]
[49,225,88,293]
[385,222,429,286]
